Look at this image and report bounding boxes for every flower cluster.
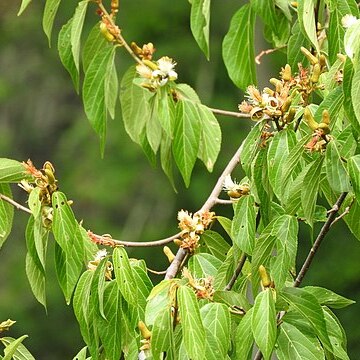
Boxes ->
[182,268,215,300]
[222,175,250,199]
[176,209,215,253]
[136,56,178,91]
[239,48,328,128]
[87,249,113,281]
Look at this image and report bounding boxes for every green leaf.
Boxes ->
[287,21,310,69]
[113,247,137,305]
[297,0,319,53]
[188,253,222,278]
[196,104,221,172]
[200,303,231,360]
[2,336,29,360]
[71,1,89,73]
[104,48,118,120]
[173,99,201,186]
[301,156,324,225]
[177,286,206,360]
[325,140,352,192]
[251,288,277,360]
[213,290,250,311]
[190,0,211,59]
[303,287,355,309]
[0,159,27,183]
[240,122,262,176]
[72,347,87,360]
[198,230,230,261]
[0,184,14,249]
[58,18,79,92]
[17,0,32,16]
[231,195,256,254]
[267,129,297,200]
[157,86,176,138]
[276,322,325,360]
[120,66,152,144]
[280,287,333,352]
[160,134,176,190]
[146,96,163,153]
[235,308,254,360]
[25,217,47,309]
[0,337,35,360]
[96,281,122,360]
[42,0,61,46]
[52,192,84,303]
[343,58,360,138]
[151,307,173,360]
[222,4,257,90]
[344,20,360,62]
[82,23,105,72]
[83,41,115,154]
[351,66,360,137]
[348,155,360,206]
[271,215,298,290]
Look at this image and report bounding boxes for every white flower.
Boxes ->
[94,249,108,261]
[136,64,153,79]
[223,174,239,191]
[342,14,358,28]
[157,56,176,73]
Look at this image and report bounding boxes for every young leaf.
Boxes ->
[2,335,29,360]
[301,156,324,225]
[348,155,360,206]
[0,184,14,249]
[200,303,231,360]
[276,322,325,360]
[71,0,89,73]
[72,347,87,360]
[0,159,27,183]
[151,307,174,360]
[196,104,221,172]
[58,18,79,92]
[297,0,319,53]
[280,287,333,352]
[190,0,211,59]
[113,247,137,305]
[17,0,32,16]
[235,308,254,360]
[231,194,256,254]
[42,0,61,46]
[96,281,122,360]
[177,285,206,360]
[325,140,352,192]
[303,286,355,309]
[251,288,277,360]
[120,66,152,144]
[222,4,257,90]
[0,336,35,360]
[173,99,201,186]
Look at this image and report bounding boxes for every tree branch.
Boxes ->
[209,107,251,119]
[224,253,247,291]
[0,193,31,214]
[165,143,243,279]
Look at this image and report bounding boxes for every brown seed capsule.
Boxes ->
[304,107,318,131]
[310,63,321,83]
[282,64,292,81]
[259,265,271,288]
[301,47,318,65]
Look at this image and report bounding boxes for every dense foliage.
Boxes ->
[1,0,360,359]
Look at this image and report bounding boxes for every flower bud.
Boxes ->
[142,59,158,71]
[304,107,318,130]
[301,47,318,65]
[269,78,283,93]
[163,246,175,263]
[321,109,330,125]
[174,239,183,247]
[100,22,115,42]
[281,97,292,113]
[317,122,330,134]
[310,63,321,83]
[138,321,152,340]
[282,64,292,81]
[259,265,271,288]
[284,108,296,123]
[319,54,327,69]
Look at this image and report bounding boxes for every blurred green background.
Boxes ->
[0,1,359,358]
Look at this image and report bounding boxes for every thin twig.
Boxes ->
[147,268,167,275]
[224,253,247,291]
[0,193,32,214]
[215,198,234,205]
[255,45,286,65]
[208,107,251,119]
[165,144,243,279]
[293,192,348,287]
